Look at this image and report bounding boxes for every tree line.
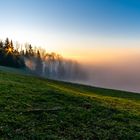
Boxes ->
[0,38,25,68]
[0,38,87,80]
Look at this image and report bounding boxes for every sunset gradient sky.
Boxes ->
[0,0,140,64]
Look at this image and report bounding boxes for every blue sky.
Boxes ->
[0,0,140,62]
[1,0,140,35]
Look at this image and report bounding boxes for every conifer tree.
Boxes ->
[35,50,43,75]
[4,38,10,51]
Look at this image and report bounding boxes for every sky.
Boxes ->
[0,0,140,63]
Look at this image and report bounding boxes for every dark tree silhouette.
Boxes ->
[0,37,87,80]
[0,38,25,68]
[35,50,43,75]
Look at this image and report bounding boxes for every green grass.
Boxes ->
[0,69,139,139]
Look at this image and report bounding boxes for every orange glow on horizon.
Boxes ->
[59,47,140,65]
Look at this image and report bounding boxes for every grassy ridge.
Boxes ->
[0,70,139,139]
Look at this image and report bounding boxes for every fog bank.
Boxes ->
[24,47,140,93]
[75,55,140,93]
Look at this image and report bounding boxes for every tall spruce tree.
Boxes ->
[35,50,43,75]
[4,38,10,51]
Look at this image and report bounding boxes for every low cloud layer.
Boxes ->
[77,55,140,93]
[24,46,140,93]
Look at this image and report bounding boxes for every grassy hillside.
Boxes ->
[0,68,140,139]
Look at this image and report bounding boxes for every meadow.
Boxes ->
[0,67,139,139]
